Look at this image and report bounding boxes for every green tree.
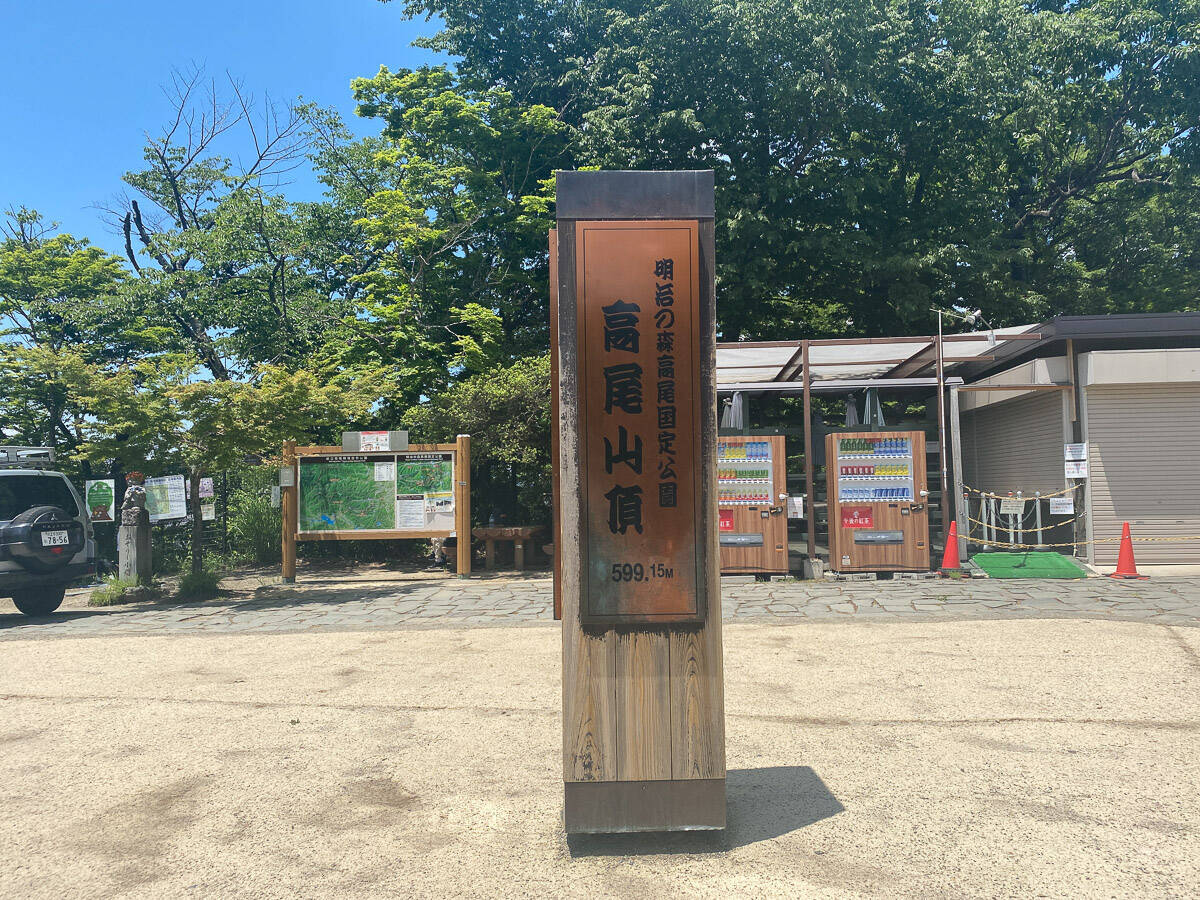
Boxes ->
[74,356,376,574]
[393,0,1200,335]
[402,355,552,524]
[305,66,566,420]
[110,67,340,379]
[0,208,129,456]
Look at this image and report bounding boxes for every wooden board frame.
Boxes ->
[280,436,472,582]
[555,170,725,833]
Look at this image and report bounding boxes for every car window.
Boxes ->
[0,474,81,521]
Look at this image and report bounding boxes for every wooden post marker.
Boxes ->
[555,170,725,833]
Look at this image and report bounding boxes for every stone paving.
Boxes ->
[1,569,1198,639]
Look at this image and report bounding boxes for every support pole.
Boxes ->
[281,440,297,584]
[802,340,816,564]
[456,434,472,577]
[949,385,967,563]
[1016,491,1024,546]
[935,313,950,545]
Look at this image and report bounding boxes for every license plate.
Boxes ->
[41,530,70,547]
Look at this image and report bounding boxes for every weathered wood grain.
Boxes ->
[613,629,672,781]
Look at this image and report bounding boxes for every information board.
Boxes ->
[297,452,455,533]
[577,220,701,623]
[145,475,187,523]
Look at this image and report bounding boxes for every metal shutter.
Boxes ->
[962,391,1066,495]
[1086,384,1200,566]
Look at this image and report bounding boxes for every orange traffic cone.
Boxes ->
[1108,522,1148,580]
[940,520,962,574]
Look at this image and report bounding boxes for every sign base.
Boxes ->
[564,779,726,833]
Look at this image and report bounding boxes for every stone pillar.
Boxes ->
[118,483,152,584]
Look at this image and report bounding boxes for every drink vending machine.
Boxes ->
[825,431,930,573]
[717,434,788,575]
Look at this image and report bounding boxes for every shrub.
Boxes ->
[176,569,222,601]
[89,576,158,606]
[227,472,282,565]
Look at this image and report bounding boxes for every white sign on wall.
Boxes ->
[1064,459,1089,479]
[1064,443,1088,461]
[1049,497,1074,515]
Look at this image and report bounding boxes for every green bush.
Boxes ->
[228,472,282,565]
[176,569,222,601]
[89,576,158,606]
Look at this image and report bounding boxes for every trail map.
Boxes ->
[396,458,453,495]
[299,459,395,531]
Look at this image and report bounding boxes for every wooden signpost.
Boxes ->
[280,435,472,582]
[555,170,725,832]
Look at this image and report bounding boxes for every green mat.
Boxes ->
[971,551,1088,579]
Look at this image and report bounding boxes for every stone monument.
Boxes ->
[118,475,152,584]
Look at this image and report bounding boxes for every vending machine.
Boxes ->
[718,435,789,575]
[825,430,930,573]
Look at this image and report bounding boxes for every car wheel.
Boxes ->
[11,587,66,617]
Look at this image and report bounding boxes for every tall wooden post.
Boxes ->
[281,440,297,583]
[549,228,562,619]
[949,386,968,563]
[802,340,816,564]
[455,434,472,577]
[556,170,725,833]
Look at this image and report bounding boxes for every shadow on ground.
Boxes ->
[566,765,842,856]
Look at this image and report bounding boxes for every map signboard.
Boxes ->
[297,452,455,533]
[145,475,187,523]
[298,457,396,531]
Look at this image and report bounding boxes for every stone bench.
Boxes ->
[472,526,542,571]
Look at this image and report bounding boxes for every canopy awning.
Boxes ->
[716,326,1041,389]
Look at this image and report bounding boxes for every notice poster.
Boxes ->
[185,477,216,500]
[145,475,187,523]
[1049,497,1074,515]
[85,480,116,522]
[1065,459,1089,479]
[359,431,390,451]
[396,494,426,529]
[998,497,1026,515]
[201,503,216,521]
[1064,443,1088,461]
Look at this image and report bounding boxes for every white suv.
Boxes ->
[0,448,94,616]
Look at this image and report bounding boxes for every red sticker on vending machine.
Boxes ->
[841,506,874,529]
[719,509,735,532]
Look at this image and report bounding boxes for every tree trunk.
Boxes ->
[190,468,204,576]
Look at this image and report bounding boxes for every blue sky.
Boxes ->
[0,0,439,256]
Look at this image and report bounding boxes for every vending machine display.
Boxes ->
[825,431,930,572]
[717,435,788,575]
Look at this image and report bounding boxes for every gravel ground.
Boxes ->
[1,618,1197,897]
